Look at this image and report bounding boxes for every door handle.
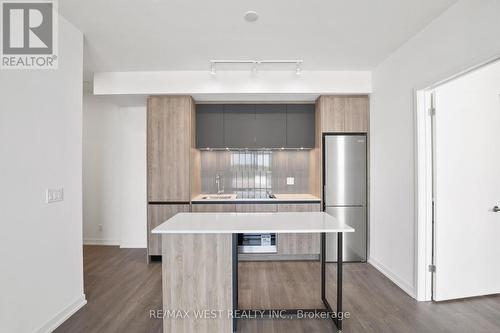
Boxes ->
[493,206,500,212]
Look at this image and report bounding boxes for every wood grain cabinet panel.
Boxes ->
[317,95,369,133]
[162,233,232,332]
[191,204,236,212]
[147,204,190,256]
[318,96,345,132]
[147,96,194,202]
[235,204,277,212]
[344,96,369,132]
[277,203,321,255]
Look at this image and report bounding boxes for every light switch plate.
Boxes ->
[286,177,295,185]
[46,188,64,203]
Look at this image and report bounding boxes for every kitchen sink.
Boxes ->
[196,193,279,200]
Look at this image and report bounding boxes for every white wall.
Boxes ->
[369,0,500,298]
[93,70,372,95]
[0,17,85,333]
[83,95,147,248]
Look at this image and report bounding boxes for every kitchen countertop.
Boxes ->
[191,193,321,203]
[152,212,354,234]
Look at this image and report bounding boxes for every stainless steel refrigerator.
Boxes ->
[324,134,367,262]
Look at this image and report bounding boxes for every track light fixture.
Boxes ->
[209,60,303,75]
[252,61,258,74]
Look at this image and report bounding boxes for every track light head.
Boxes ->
[252,61,258,74]
[295,62,301,75]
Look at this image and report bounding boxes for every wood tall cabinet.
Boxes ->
[278,203,321,255]
[147,96,195,202]
[147,95,199,258]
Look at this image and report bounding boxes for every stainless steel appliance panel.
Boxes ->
[238,233,277,253]
[325,206,366,262]
[324,135,367,206]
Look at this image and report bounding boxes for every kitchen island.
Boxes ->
[152,212,354,333]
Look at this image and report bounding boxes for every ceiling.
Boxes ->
[59,0,456,73]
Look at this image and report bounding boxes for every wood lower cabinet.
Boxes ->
[235,204,277,212]
[277,203,321,255]
[192,204,236,212]
[147,204,190,256]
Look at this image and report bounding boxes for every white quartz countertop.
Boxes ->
[273,193,320,201]
[152,212,354,234]
[191,193,321,203]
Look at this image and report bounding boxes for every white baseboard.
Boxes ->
[368,256,416,299]
[83,238,119,246]
[35,294,86,333]
[120,243,147,249]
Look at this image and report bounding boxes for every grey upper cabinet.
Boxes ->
[255,104,286,148]
[196,104,224,148]
[196,103,315,149]
[286,104,315,148]
[224,104,257,148]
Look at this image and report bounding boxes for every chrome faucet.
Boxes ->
[215,174,224,194]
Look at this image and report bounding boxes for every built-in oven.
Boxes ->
[238,233,277,253]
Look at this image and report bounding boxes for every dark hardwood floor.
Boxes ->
[56,246,500,333]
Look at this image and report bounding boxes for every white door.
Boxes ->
[433,60,500,301]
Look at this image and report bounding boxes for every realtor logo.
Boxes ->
[1,0,58,69]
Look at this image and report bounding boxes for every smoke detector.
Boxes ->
[244,11,259,22]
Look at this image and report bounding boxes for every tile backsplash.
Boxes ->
[200,150,310,198]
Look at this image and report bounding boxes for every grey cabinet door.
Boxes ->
[255,104,287,148]
[223,104,256,148]
[286,104,315,148]
[196,104,224,148]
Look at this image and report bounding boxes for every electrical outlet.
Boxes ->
[98,225,103,232]
[286,177,295,185]
[46,188,64,203]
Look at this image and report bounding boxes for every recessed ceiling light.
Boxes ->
[244,11,259,22]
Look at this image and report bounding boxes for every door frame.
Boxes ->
[415,55,500,301]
